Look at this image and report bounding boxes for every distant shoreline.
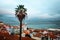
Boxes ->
[0,22,60,31]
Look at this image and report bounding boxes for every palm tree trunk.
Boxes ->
[19,20,22,40]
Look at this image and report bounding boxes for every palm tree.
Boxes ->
[15,5,27,40]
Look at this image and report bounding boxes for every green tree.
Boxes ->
[15,5,27,40]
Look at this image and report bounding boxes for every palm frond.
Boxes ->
[15,5,27,20]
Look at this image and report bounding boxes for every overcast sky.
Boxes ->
[0,0,60,19]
